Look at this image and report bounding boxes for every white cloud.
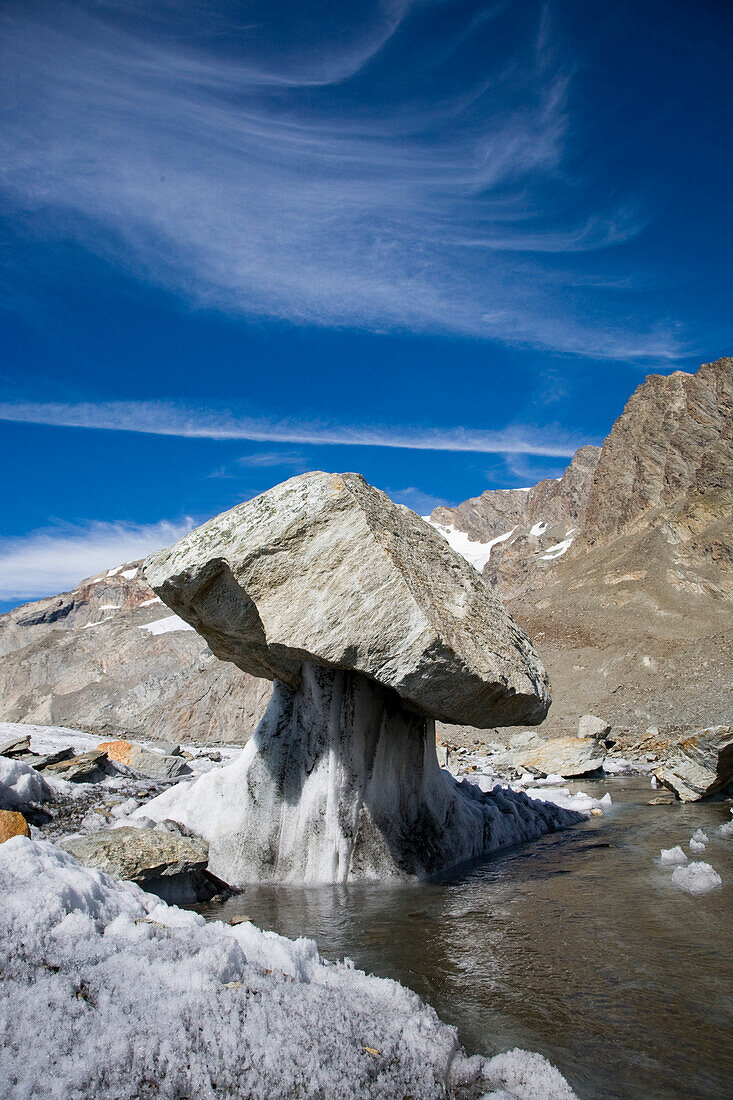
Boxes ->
[0,400,587,457]
[0,519,194,604]
[0,0,684,360]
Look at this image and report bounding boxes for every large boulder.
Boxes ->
[59,826,216,903]
[654,726,733,801]
[139,472,571,884]
[514,737,606,779]
[144,471,550,729]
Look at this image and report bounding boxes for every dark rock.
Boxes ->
[44,750,107,782]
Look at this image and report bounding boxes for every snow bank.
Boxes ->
[659,846,687,865]
[0,755,56,809]
[0,839,577,1100]
[671,862,722,895]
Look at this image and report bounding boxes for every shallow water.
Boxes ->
[197,778,733,1099]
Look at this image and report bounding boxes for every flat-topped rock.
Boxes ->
[144,472,549,729]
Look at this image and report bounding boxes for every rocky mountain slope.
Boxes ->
[1,356,730,748]
[0,566,270,744]
[432,356,733,744]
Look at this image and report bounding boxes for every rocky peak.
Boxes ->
[578,357,733,551]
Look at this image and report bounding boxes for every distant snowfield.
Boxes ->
[139,614,195,635]
[427,520,516,572]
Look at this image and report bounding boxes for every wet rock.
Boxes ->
[59,826,216,903]
[44,750,107,782]
[578,714,612,740]
[654,725,733,801]
[0,809,31,842]
[514,737,606,779]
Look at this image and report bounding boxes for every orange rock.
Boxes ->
[0,809,31,843]
[97,739,133,766]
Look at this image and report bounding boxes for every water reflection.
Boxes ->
[197,778,733,1099]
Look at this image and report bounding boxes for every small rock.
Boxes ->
[0,809,31,843]
[228,914,252,926]
[28,748,75,770]
[578,715,612,740]
[0,734,31,758]
[44,750,107,782]
[647,796,676,805]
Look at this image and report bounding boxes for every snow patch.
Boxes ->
[139,614,195,636]
[81,616,116,629]
[540,536,573,562]
[530,521,547,537]
[138,596,162,606]
[429,522,516,572]
[120,567,138,579]
[106,565,123,577]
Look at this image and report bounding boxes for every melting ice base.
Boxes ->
[0,837,578,1100]
[136,663,582,885]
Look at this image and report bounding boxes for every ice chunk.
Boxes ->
[689,829,708,852]
[659,846,687,865]
[482,1048,579,1099]
[671,862,722,895]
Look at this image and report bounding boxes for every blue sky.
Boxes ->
[1,0,731,608]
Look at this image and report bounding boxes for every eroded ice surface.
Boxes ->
[0,838,577,1100]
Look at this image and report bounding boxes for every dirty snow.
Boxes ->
[671,862,722,895]
[139,614,195,635]
[0,838,577,1100]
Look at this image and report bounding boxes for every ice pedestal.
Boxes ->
[138,662,579,885]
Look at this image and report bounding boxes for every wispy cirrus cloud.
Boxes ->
[0,399,588,457]
[0,0,684,359]
[0,519,194,603]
